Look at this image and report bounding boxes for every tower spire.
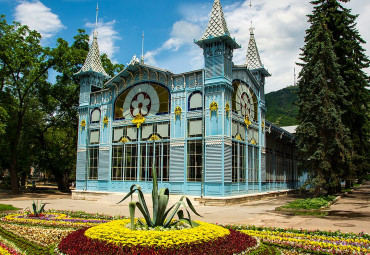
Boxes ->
[245,0,263,69]
[195,0,239,49]
[94,3,99,38]
[75,3,109,78]
[200,0,229,40]
[141,31,144,64]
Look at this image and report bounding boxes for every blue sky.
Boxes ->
[1,0,369,93]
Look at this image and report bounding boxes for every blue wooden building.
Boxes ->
[74,0,302,197]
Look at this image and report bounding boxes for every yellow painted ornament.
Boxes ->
[235,134,243,141]
[80,119,86,128]
[103,116,109,126]
[244,115,251,129]
[225,101,230,116]
[174,106,182,119]
[119,137,129,143]
[149,134,160,141]
[209,101,218,115]
[132,113,145,128]
[251,138,257,145]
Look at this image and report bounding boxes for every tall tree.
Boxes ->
[33,29,123,192]
[310,0,370,185]
[296,16,351,196]
[0,15,54,194]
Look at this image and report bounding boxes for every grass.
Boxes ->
[0,204,20,212]
[279,196,335,210]
[276,196,335,217]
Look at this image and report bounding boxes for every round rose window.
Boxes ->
[130,92,151,117]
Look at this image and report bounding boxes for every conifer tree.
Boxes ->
[296,16,351,196]
[310,0,370,185]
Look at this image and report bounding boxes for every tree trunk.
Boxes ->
[9,111,24,194]
[345,180,352,189]
[54,172,70,193]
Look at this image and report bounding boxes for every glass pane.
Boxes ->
[90,130,100,144]
[232,121,238,137]
[188,120,202,136]
[127,126,137,141]
[190,93,202,109]
[239,123,246,140]
[157,123,169,138]
[142,125,153,140]
[113,127,124,142]
[91,109,100,123]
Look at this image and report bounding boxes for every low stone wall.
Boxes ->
[194,189,296,206]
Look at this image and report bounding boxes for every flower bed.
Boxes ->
[58,226,257,255]
[2,213,109,228]
[2,224,73,247]
[223,225,370,255]
[85,219,230,248]
[0,242,21,255]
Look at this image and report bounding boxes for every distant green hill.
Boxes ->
[265,86,298,127]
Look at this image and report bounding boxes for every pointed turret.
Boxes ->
[76,4,109,107]
[200,0,230,40]
[195,0,240,84]
[245,26,263,69]
[245,24,270,82]
[75,30,110,78]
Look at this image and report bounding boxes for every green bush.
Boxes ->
[280,196,335,210]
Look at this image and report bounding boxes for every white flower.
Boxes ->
[131,93,150,116]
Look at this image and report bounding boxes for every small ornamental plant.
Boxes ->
[26,200,47,218]
[118,160,201,230]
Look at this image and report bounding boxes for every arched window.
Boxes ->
[188,91,202,111]
[232,81,258,121]
[114,83,170,120]
[91,108,101,123]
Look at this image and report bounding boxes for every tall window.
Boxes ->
[88,147,99,180]
[248,146,259,183]
[124,144,138,181]
[140,142,169,181]
[112,145,123,180]
[187,140,202,182]
[232,141,246,183]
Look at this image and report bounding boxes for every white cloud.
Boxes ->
[85,20,120,61]
[144,0,370,93]
[225,0,312,93]
[144,20,204,69]
[14,0,65,39]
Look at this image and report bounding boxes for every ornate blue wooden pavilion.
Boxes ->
[74,0,303,197]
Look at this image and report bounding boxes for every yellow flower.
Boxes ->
[85,220,229,248]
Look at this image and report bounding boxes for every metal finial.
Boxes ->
[141,31,145,64]
[93,3,99,38]
[95,3,99,31]
[250,21,255,34]
[249,0,255,34]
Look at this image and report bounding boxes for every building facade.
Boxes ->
[75,0,302,197]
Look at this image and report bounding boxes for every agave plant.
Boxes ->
[118,161,201,230]
[28,200,47,217]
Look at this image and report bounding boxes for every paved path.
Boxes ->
[0,183,369,233]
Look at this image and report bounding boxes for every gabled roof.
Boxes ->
[200,0,230,40]
[245,27,263,70]
[75,31,110,78]
[105,62,173,87]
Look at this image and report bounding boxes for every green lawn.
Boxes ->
[276,196,336,217]
[0,204,20,212]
